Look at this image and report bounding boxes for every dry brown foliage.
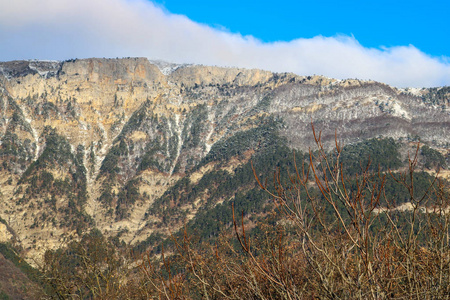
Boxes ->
[42,126,450,299]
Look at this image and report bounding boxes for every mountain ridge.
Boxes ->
[0,57,448,264]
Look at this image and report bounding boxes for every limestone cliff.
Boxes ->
[0,58,448,262]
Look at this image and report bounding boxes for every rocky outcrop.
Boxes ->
[0,58,448,262]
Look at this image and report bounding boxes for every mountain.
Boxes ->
[0,57,449,265]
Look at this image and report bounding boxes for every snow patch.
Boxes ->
[28,60,61,78]
[149,60,190,76]
[399,87,425,97]
[21,111,40,161]
[169,114,183,176]
[391,102,411,120]
[204,111,215,153]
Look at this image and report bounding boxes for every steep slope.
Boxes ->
[0,243,43,299]
[0,58,448,262]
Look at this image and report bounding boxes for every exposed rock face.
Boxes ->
[0,223,12,242]
[0,58,448,262]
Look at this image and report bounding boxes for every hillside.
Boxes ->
[0,57,449,265]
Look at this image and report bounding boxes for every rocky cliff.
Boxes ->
[0,58,448,262]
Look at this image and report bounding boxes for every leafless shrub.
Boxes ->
[42,125,450,299]
[249,124,450,299]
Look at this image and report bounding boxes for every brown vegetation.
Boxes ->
[40,126,450,299]
[0,252,42,299]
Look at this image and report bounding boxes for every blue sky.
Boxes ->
[155,0,449,58]
[0,0,449,87]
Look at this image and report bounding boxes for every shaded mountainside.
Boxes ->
[0,58,449,264]
[0,243,43,299]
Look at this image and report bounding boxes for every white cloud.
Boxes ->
[0,0,449,87]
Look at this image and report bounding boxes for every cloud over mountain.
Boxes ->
[1,0,449,87]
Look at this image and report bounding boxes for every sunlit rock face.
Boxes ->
[0,58,448,262]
